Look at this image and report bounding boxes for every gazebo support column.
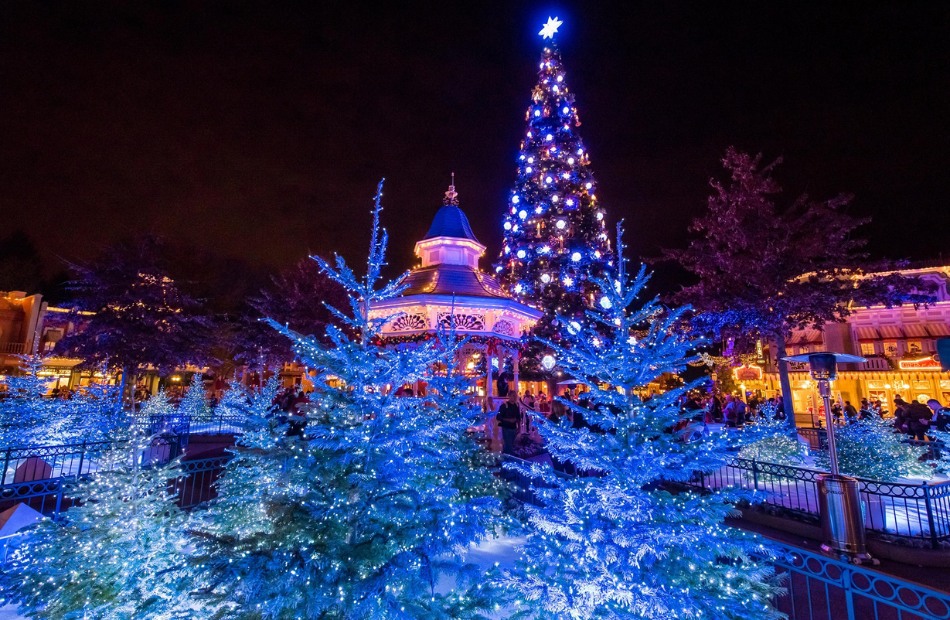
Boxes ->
[513,349,520,398]
[486,351,494,403]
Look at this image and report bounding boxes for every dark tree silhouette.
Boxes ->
[233,256,348,369]
[664,147,933,425]
[59,235,212,409]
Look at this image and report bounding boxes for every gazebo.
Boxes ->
[367,180,542,406]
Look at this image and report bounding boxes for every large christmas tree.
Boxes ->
[496,17,613,338]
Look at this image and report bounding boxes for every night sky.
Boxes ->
[2,2,949,295]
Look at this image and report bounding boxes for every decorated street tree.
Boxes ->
[496,17,613,340]
[59,235,212,411]
[0,434,197,619]
[501,227,783,619]
[189,182,507,618]
[664,147,933,425]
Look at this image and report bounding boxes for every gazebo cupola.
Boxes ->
[414,180,486,270]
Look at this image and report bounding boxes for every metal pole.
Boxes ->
[818,379,840,476]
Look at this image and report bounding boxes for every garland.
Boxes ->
[372,332,528,354]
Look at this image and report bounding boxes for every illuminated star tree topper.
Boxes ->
[538,16,563,39]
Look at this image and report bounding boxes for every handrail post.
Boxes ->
[922,481,939,550]
[54,480,64,518]
[752,459,760,491]
[76,441,86,476]
[0,447,9,484]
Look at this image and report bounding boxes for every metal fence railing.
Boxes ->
[172,454,231,509]
[0,440,116,486]
[773,542,950,619]
[690,457,950,549]
[502,453,950,617]
[131,413,248,438]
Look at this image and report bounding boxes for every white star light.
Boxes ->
[539,16,563,39]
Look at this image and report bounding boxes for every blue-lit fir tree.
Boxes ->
[0,433,196,619]
[500,227,783,619]
[178,373,211,421]
[815,417,931,481]
[189,182,508,618]
[0,353,84,446]
[495,18,613,339]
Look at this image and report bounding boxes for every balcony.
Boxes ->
[0,342,25,355]
[854,356,892,371]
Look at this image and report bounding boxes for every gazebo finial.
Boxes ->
[443,172,459,206]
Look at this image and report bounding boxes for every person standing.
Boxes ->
[496,392,522,455]
[905,399,933,441]
[927,399,950,432]
[843,401,859,423]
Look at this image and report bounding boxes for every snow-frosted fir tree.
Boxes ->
[739,416,808,467]
[65,377,128,443]
[0,353,72,446]
[496,17,612,339]
[135,389,184,438]
[815,417,931,481]
[212,380,254,419]
[932,430,950,476]
[189,181,508,618]
[0,434,197,619]
[178,374,211,421]
[500,227,783,619]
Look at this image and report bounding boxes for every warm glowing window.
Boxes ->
[860,342,876,356]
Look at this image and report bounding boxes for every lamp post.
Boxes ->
[782,352,878,565]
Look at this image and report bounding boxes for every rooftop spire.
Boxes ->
[443,172,459,206]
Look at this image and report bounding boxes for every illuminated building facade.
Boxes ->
[762,263,950,426]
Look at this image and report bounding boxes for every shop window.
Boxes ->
[860,342,876,356]
[907,341,923,355]
[883,341,899,358]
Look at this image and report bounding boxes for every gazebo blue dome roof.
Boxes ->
[422,178,480,244]
[423,205,479,243]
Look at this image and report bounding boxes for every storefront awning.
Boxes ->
[903,323,929,338]
[878,325,904,339]
[927,323,950,338]
[786,328,824,345]
[854,326,879,341]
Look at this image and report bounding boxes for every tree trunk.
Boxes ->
[774,334,797,430]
